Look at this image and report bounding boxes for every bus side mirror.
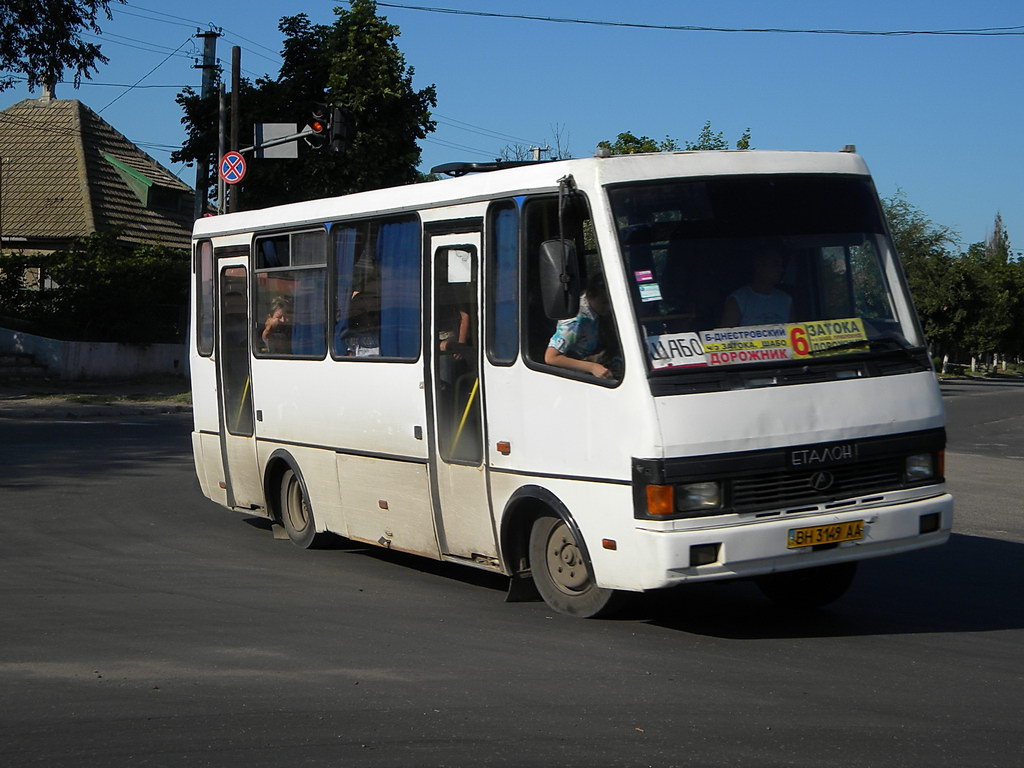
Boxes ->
[539,239,580,319]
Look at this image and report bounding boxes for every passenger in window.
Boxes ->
[438,285,471,392]
[346,290,380,357]
[262,295,293,354]
[720,249,793,327]
[544,273,619,380]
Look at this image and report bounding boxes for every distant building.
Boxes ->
[0,88,195,253]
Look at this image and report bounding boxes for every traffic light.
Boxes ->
[329,106,353,153]
[305,103,329,148]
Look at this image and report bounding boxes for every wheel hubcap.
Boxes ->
[286,477,308,531]
[546,522,589,593]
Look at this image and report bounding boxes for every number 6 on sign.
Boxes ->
[790,325,810,357]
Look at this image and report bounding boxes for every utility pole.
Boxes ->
[228,46,241,213]
[217,82,226,215]
[192,29,220,220]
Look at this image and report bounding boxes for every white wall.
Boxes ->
[0,327,187,379]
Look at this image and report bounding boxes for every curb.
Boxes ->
[0,399,192,420]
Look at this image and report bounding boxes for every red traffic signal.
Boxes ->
[305,103,330,148]
[305,103,352,152]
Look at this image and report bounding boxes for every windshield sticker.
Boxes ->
[789,318,868,358]
[700,325,791,366]
[639,283,663,303]
[647,332,707,369]
[698,318,870,366]
[634,269,654,282]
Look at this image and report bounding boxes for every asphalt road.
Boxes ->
[0,379,1021,767]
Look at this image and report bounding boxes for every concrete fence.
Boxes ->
[0,327,187,379]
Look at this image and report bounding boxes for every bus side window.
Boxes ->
[253,230,327,358]
[195,240,214,356]
[523,197,622,382]
[332,217,420,360]
[486,201,519,365]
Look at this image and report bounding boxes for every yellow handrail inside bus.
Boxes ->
[234,376,251,431]
[450,377,479,456]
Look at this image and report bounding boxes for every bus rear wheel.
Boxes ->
[528,514,624,618]
[279,468,322,549]
[755,561,858,609]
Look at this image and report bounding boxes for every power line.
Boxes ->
[122,2,282,61]
[423,136,496,159]
[374,3,1024,37]
[434,113,544,147]
[0,74,186,88]
[83,31,195,60]
[97,36,194,114]
[116,7,199,31]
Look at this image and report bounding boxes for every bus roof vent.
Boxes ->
[430,160,547,177]
[840,144,857,153]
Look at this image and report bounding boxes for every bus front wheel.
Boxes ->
[279,468,322,549]
[755,561,858,609]
[528,514,625,618]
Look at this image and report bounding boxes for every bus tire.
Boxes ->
[279,467,322,549]
[528,514,624,618]
[755,561,858,609]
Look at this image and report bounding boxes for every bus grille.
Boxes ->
[730,458,904,512]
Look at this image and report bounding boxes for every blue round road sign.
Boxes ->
[219,151,246,184]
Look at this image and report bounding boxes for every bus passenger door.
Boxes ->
[428,233,498,563]
[216,257,263,510]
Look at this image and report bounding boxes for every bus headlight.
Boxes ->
[905,453,936,483]
[677,481,722,513]
[644,481,723,517]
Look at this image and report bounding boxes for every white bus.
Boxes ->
[189,149,952,617]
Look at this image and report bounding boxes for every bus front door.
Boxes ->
[216,257,263,511]
[428,233,498,564]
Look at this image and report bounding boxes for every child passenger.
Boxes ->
[544,273,617,380]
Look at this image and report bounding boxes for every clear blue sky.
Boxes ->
[3,0,1021,250]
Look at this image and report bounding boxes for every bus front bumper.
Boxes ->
[630,493,953,591]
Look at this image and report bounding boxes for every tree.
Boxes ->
[0,234,188,343]
[0,1,124,92]
[959,213,1020,361]
[597,131,679,155]
[884,194,1022,366]
[598,121,752,155]
[173,1,436,209]
[882,190,961,351]
[685,121,752,150]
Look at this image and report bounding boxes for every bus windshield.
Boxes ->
[607,174,926,379]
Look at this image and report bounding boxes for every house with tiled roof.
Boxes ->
[0,89,195,252]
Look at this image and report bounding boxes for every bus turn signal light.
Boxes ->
[646,484,675,515]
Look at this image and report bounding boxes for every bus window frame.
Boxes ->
[519,191,624,388]
[328,213,424,364]
[251,226,329,361]
[485,199,521,367]
[195,239,215,357]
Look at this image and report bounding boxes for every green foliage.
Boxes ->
[884,192,1023,360]
[0,233,188,344]
[597,132,679,155]
[598,122,752,155]
[0,1,123,92]
[173,1,436,209]
[882,190,961,348]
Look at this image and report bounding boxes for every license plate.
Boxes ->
[787,520,864,549]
